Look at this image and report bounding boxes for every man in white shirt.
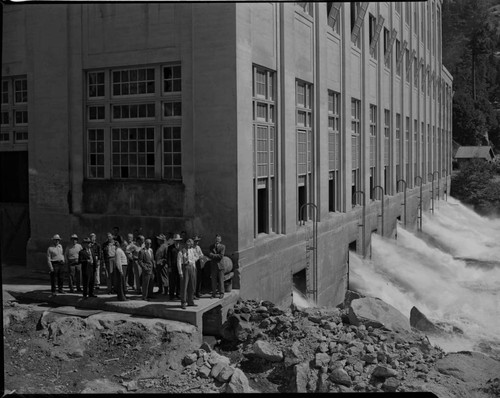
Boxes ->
[47,234,65,295]
[177,238,198,309]
[114,241,128,301]
[65,234,83,293]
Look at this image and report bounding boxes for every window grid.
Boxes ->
[384,109,390,166]
[395,40,402,77]
[297,81,313,176]
[1,80,8,105]
[112,68,155,97]
[163,126,182,180]
[85,64,182,180]
[369,104,377,168]
[395,113,401,165]
[328,91,341,171]
[1,77,28,146]
[111,127,155,179]
[88,72,105,98]
[351,99,361,171]
[163,65,182,93]
[14,79,27,104]
[88,129,105,178]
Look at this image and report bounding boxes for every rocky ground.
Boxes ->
[3,292,500,396]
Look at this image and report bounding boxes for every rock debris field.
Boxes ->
[3,292,500,396]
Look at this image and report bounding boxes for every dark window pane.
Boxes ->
[173,80,181,91]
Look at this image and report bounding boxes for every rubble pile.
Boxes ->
[211,298,499,395]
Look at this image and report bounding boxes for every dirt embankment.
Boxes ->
[3,297,500,396]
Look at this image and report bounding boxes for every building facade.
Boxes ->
[1,2,452,307]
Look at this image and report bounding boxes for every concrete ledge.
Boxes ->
[6,288,239,335]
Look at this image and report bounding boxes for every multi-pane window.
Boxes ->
[395,113,401,182]
[350,2,362,48]
[383,28,391,69]
[163,65,181,93]
[422,67,426,93]
[111,127,155,179]
[328,91,341,212]
[14,79,27,104]
[85,64,182,180]
[88,129,105,178]
[405,49,410,83]
[405,116,410,185]
[414,120,418,185]
[297,80,313,221]
[112,68,155,96]
[421,3,425,44]
[163,126,182,180]
[384,109,390,166]
[327,2,341,34]
[369,105,377,200]
[351,99,361,206]
[395,39,402,77]
[1,76,28,146]
[88,72,105,98]
[369,14,377,59]
[414,57,419,87]
[2,81,9,104]
[253,66,276,234]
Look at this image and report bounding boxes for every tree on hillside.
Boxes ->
[443,0,500,150]
[450,158,500,214]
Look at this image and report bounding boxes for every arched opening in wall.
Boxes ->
[293,269,307,296]
[369,229,377,258]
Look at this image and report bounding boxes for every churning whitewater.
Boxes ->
[350,196,500,356]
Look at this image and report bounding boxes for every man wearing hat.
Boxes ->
[65,234,83,293]
[47,234,65,295]
[155,234,170,296]
[192,235,205,299]
[79,238,97,298]
[208,234,226,299]
[89,233,102,290]
[167,233,183,300]
[177,238,197,309]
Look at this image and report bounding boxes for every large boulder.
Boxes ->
[348,297,411,332]
[436,351,500,384]
[225,368,255,393]
[252,340,283,362]
[328,368,352,387]
[294,362,312,393]
[410,306,440,333]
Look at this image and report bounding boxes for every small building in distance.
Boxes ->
[454,146,495,169]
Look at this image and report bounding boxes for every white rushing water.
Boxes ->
[292,287,315,309]
[350,196,500,355]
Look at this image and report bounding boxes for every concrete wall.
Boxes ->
[2,3,452,310]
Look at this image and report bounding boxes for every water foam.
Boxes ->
[350,197,500,354]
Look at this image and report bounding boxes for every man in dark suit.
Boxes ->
[79,238,97,298]
[137,237,155,301]
[208,234,226,299]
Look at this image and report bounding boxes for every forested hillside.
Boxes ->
[442,0,500,149]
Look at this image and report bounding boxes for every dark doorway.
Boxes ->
[349,240,357,252]
[0,151,30,265]
[257,187,267,234]
[298,185,306,221]
[293,268,307,296]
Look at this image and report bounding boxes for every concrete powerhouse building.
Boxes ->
[1,2,452,307]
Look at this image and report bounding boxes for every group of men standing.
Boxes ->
[46,229,227,309]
